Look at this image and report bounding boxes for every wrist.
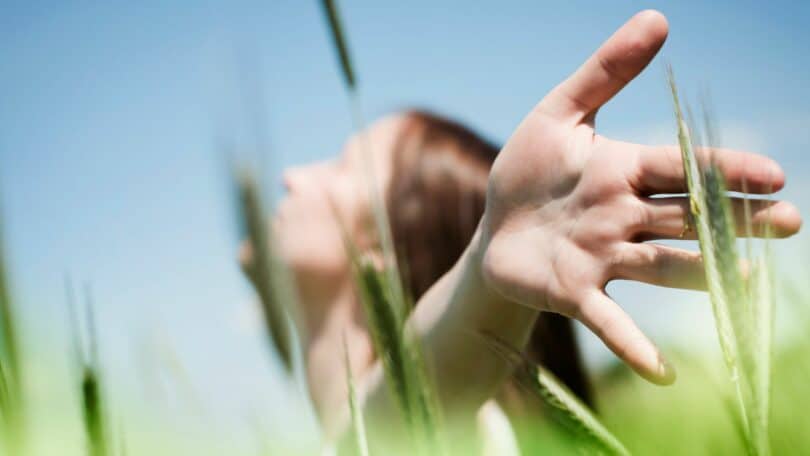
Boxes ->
[459,222,538,346]
[462,223,502,305]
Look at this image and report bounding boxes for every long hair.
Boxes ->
[385,110,593,407]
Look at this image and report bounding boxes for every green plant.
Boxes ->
[0,224,22,451]
[234,169,299,374]
[668,68,773,456]
[67,283,110,456]
[484,333,630,456]
[319,1,444,453]
[344,335,369,456]
[346,252,443,454]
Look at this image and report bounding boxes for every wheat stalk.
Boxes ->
[320,1,444,453]
[668,68,772,455]
[343,335,370,456]
[68,284,110,456]
[235,169,296,373]
[483,333,630,456]
[0,222,22,450]
[349,255,443,454]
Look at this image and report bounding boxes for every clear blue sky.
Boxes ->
[1,0,809,449]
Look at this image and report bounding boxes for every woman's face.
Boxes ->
[273,114,405,288]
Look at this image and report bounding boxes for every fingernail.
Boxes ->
[770,161,783,178]
[657,355,677,385]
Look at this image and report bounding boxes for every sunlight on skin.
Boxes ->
[259,9,803,439]
[479,10,800,384]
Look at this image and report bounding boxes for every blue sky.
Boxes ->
[1,0,809,449]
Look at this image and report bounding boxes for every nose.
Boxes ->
[283,162,331,193]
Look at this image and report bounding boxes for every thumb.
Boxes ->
[538,10,669,122]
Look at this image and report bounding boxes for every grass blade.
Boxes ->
[343,335,369,456]
[318,0,408,317]
[668,68,773,455]
[346,250,443,455]
[0,222,21,440]
[483,333,630,456]
[748,255,774,455]
[235,170,295,373]
[72,287,109,456]
[0,358,9,429]
[320,0,356,90]
[320,1,443,452]
[81,365,107,456]
[667,68,739,381]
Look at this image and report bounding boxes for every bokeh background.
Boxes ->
[1,0,809,452]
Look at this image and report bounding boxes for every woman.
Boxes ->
[248,10,802,451]
[271,109,592,449]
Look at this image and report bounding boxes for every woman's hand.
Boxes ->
[478,10,802,384]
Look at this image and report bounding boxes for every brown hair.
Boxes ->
[385,110,593,407]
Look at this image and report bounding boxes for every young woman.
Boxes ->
[270,108,592,450]
[246,9,802,451]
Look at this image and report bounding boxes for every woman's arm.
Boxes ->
[339,7,801,444]
[340,226,535,449]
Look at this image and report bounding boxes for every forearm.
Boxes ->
[408,227,538,408]
[349,225,538,439]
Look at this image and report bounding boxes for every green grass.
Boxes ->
[66,282,112,456]
[484,333,629,456]
[0,4,804,455]
[0,222,22,454]
[0,87,807,454]
[234,168,299,374]
[347,254,444,455]
[321,0,445,453]
[343,335,369,456]
[669,68,774,455]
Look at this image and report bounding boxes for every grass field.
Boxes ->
[0,2,807,455]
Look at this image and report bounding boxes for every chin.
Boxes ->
[280,238,348,283]
[273,208,350,285]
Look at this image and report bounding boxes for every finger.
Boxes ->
[537,10,668,121]
[577,290,675,385]
[635,197,802,240]
[612,243,706,290]
[633,144,786,194]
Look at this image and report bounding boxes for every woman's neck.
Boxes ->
[301,278,375,425]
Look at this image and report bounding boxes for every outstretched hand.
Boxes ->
[478,10,802,384]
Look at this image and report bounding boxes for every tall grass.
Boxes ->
[67,282,111,456]
[0,222,23,454]
[319,0,408,312]
[0,7,803,456]
[320,0,444,453]
[347,254,443,454]
[234,169,298,374]
[0,228,20,402]
[484,334,630,456]
[343,335,369,456]
[668,68,773,455]
[0,359,9,423]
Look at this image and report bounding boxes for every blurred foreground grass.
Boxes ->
[4,292,808,456]
[1,2,808,454]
